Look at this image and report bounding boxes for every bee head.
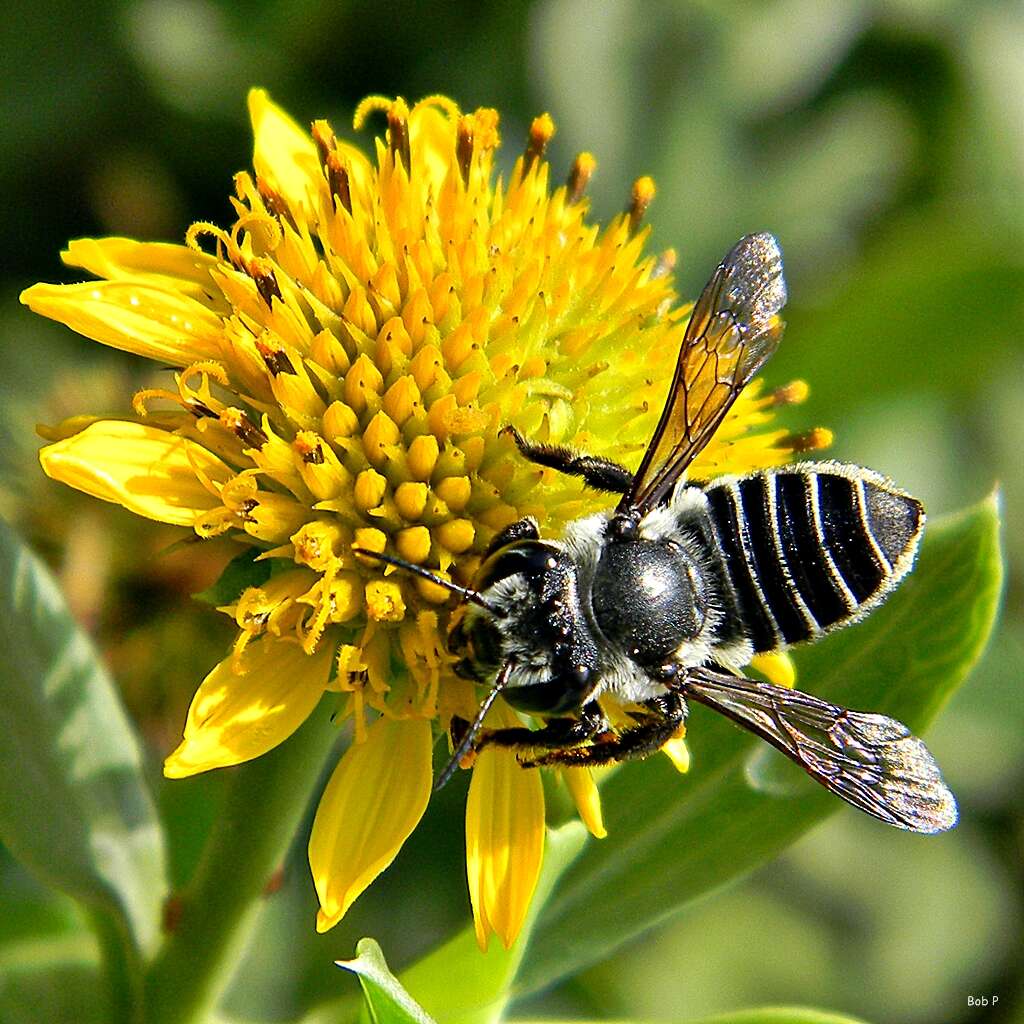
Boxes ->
[450,539,600,714]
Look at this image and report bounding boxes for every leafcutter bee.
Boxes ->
[359,233,957,834]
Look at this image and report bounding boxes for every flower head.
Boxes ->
[23,90,827,949]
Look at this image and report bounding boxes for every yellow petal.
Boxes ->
[661,735,691,774]
[465,746,545,951]
[39,420,232,526]
[750,650,796,688]
[309,716,432,931]
[409,101,456,196]
[164,638,332,778]
[20,279,223,365]
[562,767,607,839]
[61,237,222,306]
[248,88,320,222]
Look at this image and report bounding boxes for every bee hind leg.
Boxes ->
[501,425,633,493]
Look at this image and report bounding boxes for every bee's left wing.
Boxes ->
[618,233,786,517]
[682,668,958,834]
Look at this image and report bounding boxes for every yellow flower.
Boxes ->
[23,89,824,950]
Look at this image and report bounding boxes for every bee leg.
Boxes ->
[501,425,633,493]
[483,516,540,558]
[524,693,687,768]
[453,701,607,754]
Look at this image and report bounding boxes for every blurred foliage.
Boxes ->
[1,0,1020,1022]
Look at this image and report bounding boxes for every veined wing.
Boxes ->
[683,667,958,834]
[619,233,786,515]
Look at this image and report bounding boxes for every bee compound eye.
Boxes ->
[475,540,562,591]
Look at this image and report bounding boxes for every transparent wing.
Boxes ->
[682,668,958,834]
[619,233,787,515]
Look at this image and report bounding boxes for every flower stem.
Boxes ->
[143,703,338,1024]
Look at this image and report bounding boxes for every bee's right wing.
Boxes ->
[682,668,958,834]
[618,233,787,516]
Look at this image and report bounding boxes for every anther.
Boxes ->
[221,407,268,449]
[311,119,335,170]
[255,338,296,377]
[456,114,475,186]
[524,113,555,174]
[627,176,656,233]
[652,248,677,280]
[247,258,281,307]
[779,427,833,453]
[566,152,597,204]
[294,434,326,464]
[325,152,352,213]
[770,380,810,406]
[387,98,411,171]
[255,177,291,225]
[473,107,500,150]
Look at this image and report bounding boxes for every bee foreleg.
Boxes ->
[501,425,633,493]
[522,693,687,768]
[455,701,607,755]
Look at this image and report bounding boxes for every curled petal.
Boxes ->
[164,638,333,778]
[39,420,232,526]
[309,716,432,931]
[20,279,223,365]
[465,746,545,951]
[61,238,223,306]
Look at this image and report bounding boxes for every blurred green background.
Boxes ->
[1,0,1020,1021]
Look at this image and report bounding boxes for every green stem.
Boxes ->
[90,906,143,1023]
[143,703,338,1024]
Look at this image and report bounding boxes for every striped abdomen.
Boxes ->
[703,463,924,653]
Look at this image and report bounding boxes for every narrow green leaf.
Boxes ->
[680,1010,873,1024]
[516,496,1002,997]
[516,1012,871,1024]
[0,519,169,969]
[337,938,436,1024]
[400,822,588,1024]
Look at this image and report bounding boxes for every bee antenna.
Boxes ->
[433,660,515,792]
[351,548,498,613]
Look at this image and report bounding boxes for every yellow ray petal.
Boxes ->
[465,745,546,951]
[39,420,233,526]
[248,88,320,223]
[750,650,796,688]
[308,715,432,931]
[661,735,691,774]
[164,638,333,778]
[562,767,607,839]
[61,237,223,306]
[20,279,223,366]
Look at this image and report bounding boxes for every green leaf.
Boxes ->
[0,936,108,1024]
[337,938,436,1024]
[193,546,272,606]
[398,822,588,1024]
[517,1012,872,1024]
[0,518,169,1000]
[516,496,1002,998]
[680,1010,873,1024]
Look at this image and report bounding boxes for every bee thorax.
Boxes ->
[591,539,706,667]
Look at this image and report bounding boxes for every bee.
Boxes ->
[358,233,957,834]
